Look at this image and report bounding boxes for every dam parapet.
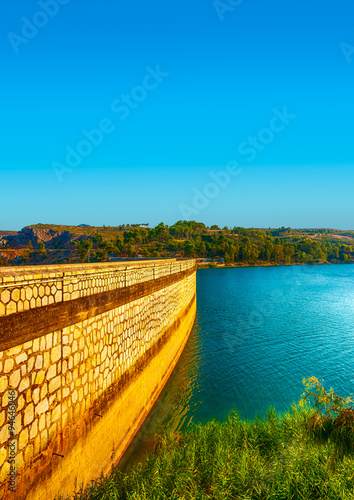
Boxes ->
[0,259,196,499]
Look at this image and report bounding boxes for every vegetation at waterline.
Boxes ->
[1,222,354,266]
[62,379,354,500]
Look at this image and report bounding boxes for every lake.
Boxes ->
[125,264,354,464]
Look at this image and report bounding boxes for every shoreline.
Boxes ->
[197,260,353,270]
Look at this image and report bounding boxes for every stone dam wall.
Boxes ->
[0,259,197,499]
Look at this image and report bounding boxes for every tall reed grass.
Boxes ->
[61,380,354,500]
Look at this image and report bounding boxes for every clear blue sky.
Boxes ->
[1,0,354,230]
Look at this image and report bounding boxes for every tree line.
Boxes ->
[71,221,354,265]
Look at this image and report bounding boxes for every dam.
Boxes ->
[0,258,197,499]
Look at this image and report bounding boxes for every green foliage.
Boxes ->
[183,239,195,257]
[0,254,8,266]
[13,224,354,266]
[60,396,354,500]
[91,232,103,245]
[300,377,354,456]
[38,241,47,259]
[28,240,34,255]
[300,377,352,414]
[75,239,93,263]
[50,379,354,499]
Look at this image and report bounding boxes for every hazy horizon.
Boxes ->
[2,222,354,233]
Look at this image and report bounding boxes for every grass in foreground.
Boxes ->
[63,380,354,500]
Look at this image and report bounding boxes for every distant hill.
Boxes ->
[0,222,353,267]
[0,230,17,236]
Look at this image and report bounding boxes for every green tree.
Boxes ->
[154,222,170,242]
[183,240,195,257]
[284,245,294,263]
[39,241,47,259]
[196,241,207,257]
[75,239,93,262]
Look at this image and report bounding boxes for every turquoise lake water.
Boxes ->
[126,264,354,463]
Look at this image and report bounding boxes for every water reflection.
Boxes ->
[121,265,354,468]
[120,315,203,469]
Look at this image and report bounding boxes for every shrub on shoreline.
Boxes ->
[60,381,354,500]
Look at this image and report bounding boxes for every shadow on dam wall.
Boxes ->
[118,314,203,471]
[0,259,197,500]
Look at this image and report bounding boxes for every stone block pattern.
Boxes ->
[0,332,62,482]
[0,259,196,495]
[0,259,193,317]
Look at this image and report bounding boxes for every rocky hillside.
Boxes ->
[5,226,85,249]
[0,225,91,265]
[0,222,353,267]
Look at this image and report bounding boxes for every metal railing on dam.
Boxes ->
[0,259,197,500]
